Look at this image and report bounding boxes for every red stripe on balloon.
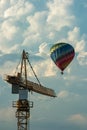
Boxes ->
[55,53,74,71]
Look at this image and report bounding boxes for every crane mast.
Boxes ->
[13,50,33,130]
[4,50,56,130]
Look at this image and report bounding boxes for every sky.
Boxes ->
[0,0,87,130]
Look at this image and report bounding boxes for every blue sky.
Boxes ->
[0,0,87,130]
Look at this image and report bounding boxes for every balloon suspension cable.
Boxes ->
[61,71,64,75]
[26,52,41,86]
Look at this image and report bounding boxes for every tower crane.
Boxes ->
[4,50,56,130]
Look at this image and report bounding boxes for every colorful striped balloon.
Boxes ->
[50,42,75,74]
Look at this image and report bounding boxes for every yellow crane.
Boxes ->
[4,50,56,130]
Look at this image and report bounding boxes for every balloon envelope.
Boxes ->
[50,42,75,73]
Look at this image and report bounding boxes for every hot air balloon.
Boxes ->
[50,42,75,74]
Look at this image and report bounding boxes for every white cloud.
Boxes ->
[22,11,49,48]
[0,107,15,122]
[22,32,41,48]
[0,18,20,53]
[38,42,49,56]
[65,26,87,67]
[0,0,10,17]
[32,59,57,77]
[57,90,69,98]
[4,0,34,18]
[77,52,87,65]
[57,90,79,100]
[75,40,85,53]
[48,32,55,39]
[67,27,87,52]
[0,0,35,53]
[47,0,75,30]
[36,42,51,57]
[0,0,86,77]
[0,61,17,76]
[25,11,48,39]
[68,114,87,125]
[68,27,80,43]
[1,19,19,40]
[0,0,76,56]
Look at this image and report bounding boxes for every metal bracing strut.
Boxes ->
[13,100,33,130]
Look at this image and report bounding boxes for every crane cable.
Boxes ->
[26,52,41,86]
